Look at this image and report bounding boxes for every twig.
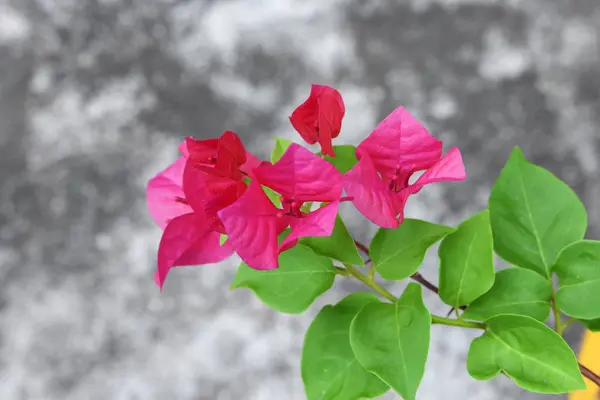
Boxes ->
[354,240,370,255]
[411,272,439,294]
[580,363,600,388]
[353,241,442,296]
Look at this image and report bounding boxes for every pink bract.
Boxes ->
[344,107,466,228]
[146,156,191,230]
[289,84,345,158]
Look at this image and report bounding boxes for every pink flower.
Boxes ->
[148,131,261,289]
[146,155,192,230]
[344,107,466,228]
[218,144,342,270]
[289,84,345,158]
[147,150,234,289]
[182,131,261,233]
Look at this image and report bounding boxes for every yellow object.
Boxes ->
[570,330,600,400]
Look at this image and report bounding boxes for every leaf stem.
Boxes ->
[368,262,375,280]
[580,363,600,388]
[334,266,351,276]
[341,264,487,330]
[354,240,370,255]
[432,315,486,330]
[551,289,564,335]
[411,272,439,294]
[343,263,397,302]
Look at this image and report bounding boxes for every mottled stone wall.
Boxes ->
[0,0,598,399]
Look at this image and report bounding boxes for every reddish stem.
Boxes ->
[580,363,600,388]
[354,240,370,255]
[411,272,439,294]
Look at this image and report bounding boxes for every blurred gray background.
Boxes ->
[0,0,599,399]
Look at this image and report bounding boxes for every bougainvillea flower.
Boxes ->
[147,155,192,230]
[149,132,262,289]
[147,149,234,290]
[183,131,261,233]
[344,106,466,228]
[289,84,345,158]
[156,211,233,289]
[218,144,343,270]
[185,130,260,180]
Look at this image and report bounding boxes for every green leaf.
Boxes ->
[467,314,585,393]
[583,318,600,332]
[350,283,430,400]
[302,293,389,400]
[219,233,228,246]
[301,214,364,266]
[261,185,281,207]
[319,145,358,174]
[300,202,313,214]
[553,240,600,320]
[271,137,292,163]
[438,210,495,308]
[231,244,336,314]
[370,219,454,280]
[461,268,552,322]
[488,147,587,278]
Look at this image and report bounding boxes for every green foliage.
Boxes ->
[370,219,454,280]
[219,233,228,246]
[320,145,358,173]
[467,314,585,393]
[301,293,389,400]
[262,185,281,207]
[231,245,336,314]
[488,147,587,278]
[350,284,430,400]
[271,137,293,163]
[438,210,495,308]
[301,214,364,266]
[462,268,552,322]
[222,146,597,396]
[583,319,600,332]
[553,240,600,319]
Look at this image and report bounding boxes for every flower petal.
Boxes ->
[218,182,281,270]
[185,136,218,164]
[146,156,192,229]
[343,154,398,228]
[404,147,467,197]
[289,87,319,145]
[253,143,342,202]
[316,85,345,157]
[242,151,261,178]
[156,213,230,289]
[357,106,442,179]
[183,162,246,224]
[280,201,339,253]
[290,85,345,156]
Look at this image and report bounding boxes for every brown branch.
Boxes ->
[411,272,439,294]
[353,240,443,297]
[354,240,370,255]
[580,363,600,388]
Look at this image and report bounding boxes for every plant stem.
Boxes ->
[432,315,486,330]
[368,263,375,280]
[344,263,397,302]
[411,272,439,294]
[341,264,488,330]
[551,289,564,335]
[335,266,351,276]
[580,363,600,388]
[354,240,370,255]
